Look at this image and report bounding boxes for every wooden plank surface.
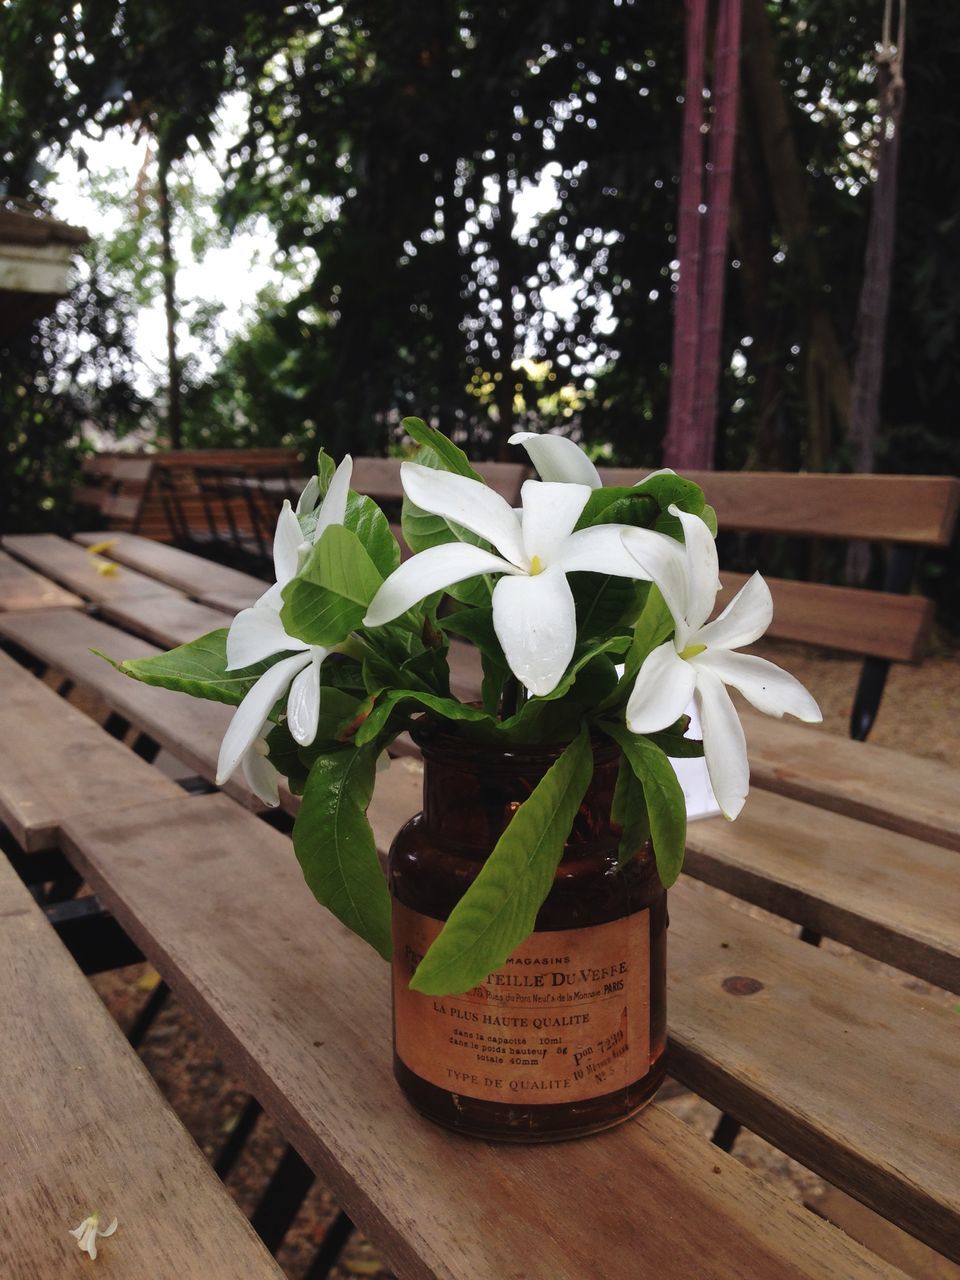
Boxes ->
[59,793,903,1280]
[667,876,960,1262]
[2,534,182,606]
[596,470,960,547]
[720,572,934,662]
[744,711,960,852]
[0,548,83,612]
[0,609,259,812]
[0,648,180,851]
[74,532,264,614]
[684,788,960,991]
[0,853,283,1280]
[96,593,235,649]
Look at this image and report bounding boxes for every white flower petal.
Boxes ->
[296,475,320,515]
[287,652,325,745]
[619,527,690,629]
[256,582,284,610]
[226,605,309,670]
[519,480,592,566]
[363,542,518,626]
[693,649,822,722]
[492,564,578,696]
[669,505,720,632]
[216,652,311,784]
[625,641,696,734]
[695,571,773,652]
[557,523,669,580]
[99,1219,118,1238]
[242,740,282,807]
[633,467,677,486]
[313,454,353,542]
[695,668,750,820]
[273,500,304,587]
[509,431,602,487]
[400,462,527,567]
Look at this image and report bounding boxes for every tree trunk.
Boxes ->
[492,171,517,458]
[157,142,182,451]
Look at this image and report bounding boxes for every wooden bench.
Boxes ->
[0,851,282,1278]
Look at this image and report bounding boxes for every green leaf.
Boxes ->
[402,416,484,481]
[281,524,383,646]
[315,448,336,492]
[701,503,718,537]
[112,629,280,705]
[574,486,658,531]
[410,725,594,995]
[647,718,705,759]
[344,490,400,577]
[293,746,392,960]
[572,570,647,642]
[621,587,675,685]
[611,757,650,868]
[354,689,491,745]
[604,725,687,888]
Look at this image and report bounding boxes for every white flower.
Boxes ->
[215,457,352,793]
[510,430,676,490]
[69,1213,117,1260]
[363,462,663,696]
[621,504,821,819]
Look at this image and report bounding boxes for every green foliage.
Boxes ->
[603,724,687,888]
[111,629,282,705]
[281,525,384,647]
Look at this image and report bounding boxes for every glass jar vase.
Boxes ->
[389,729,667,1142]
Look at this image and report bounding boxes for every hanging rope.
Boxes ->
[664,0,744,471]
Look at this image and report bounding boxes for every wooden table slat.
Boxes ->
[74,531,265,614]
[0,648,181,851]
[0,853,283,1279]
[0,549,83,612]
[59,794,905,1280]
[2,534,182,606]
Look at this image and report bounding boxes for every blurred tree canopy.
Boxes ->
[1,0,958,519]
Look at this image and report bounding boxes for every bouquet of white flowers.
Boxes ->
[111,420,819,997]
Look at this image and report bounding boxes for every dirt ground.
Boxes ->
[89,636,960,1278]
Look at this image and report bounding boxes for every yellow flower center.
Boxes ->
[529,554,544,575]
[679,642,707,660]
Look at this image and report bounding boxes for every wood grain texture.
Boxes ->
[74,532,264,614]
[0,609,260,812]
[2,534,181,606]
[0,854,283,1280]
[0,648,181,851]
[667,877,960,1262]
[95,593,234,649]
[59,794,903,1280]
[719,571,934,661]
[596,470,960,546]
[744,711,960,852]
[0,549,83,612]
[684,787,960,991]
[809,1188,960,1280]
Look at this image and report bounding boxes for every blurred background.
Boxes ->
[1,1,957,594]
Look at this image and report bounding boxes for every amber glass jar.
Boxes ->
[389,729,667,1142]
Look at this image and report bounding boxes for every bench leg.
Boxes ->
[128,979,171,1049]
[213,1097,263,1179]
[711,1111,741,1152]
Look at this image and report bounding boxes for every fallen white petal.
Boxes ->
[518,479,592,566]
[273,501,304,587]
[695,668,750,820]
[509,431,603,488]
[492,564,577,696]
[226,605,309,671]
[363,542,518,626]
[400,462,527,567]
[98,1219,118,1238]
[625,641,696,734]
[669,505,721,632]
[694,649,822,722]
[313,454,353,542]
[216,651,312,784]
[694,571,773,652]
[287,652,325,745]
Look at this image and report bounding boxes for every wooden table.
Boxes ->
[1,532,958,1279]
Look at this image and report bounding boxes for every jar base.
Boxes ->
[394,1054,667,1143]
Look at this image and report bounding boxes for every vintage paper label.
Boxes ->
[393,902,651,1105]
